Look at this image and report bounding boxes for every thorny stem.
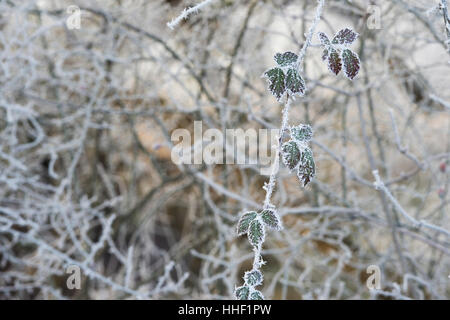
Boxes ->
[263,0,325,209]
[263,96,292,209]
[441,0,450,53]
[296,0,326,71]
[251,0,325,298]
[167,0,218,30]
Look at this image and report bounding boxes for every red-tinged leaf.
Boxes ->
[342,49,360,80]
[332,28,359,45]
[327,49,342,76]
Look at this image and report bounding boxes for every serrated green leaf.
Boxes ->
[248,219,265,247]
[332,28,358,45]
[297,147,316,187]
[264,67,285,101]
[249,290,264,300]
[285,68,306,97]
[282,140,301,171]
[342,49,360,80]
[327,49,342,76]
[244,270,263,286]
[261,209,282,231]
[274,51,298,67]
[290,124,313,142]
[235,286,250,300]
[237,211,257,236]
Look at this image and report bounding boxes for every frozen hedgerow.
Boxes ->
[318,28,361,79]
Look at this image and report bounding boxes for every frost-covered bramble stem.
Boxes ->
[235,0,326,301]
[441,0,450,52]
[264,0,325,209]
[167,0,217,30]
[263,96,292,209]
[296,0,326,70]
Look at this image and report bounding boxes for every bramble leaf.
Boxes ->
[237,211,257,236]
[342,49,360,80]
[291,124,313,142]
[322,48,329,61]
[297,147,316,187]
[327,49,342,76]
[282,140,301,171]
[332,28,359,45]
[244,270,263,287]
[248,219,265,247]
[235,286,250,300]
[318,32,331,46]
[261,209,282,231]
[264,67,286,101]
[285,68,306,97]
[274,51,298,67]
[318,32,331,61]
[249,290,264,300]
